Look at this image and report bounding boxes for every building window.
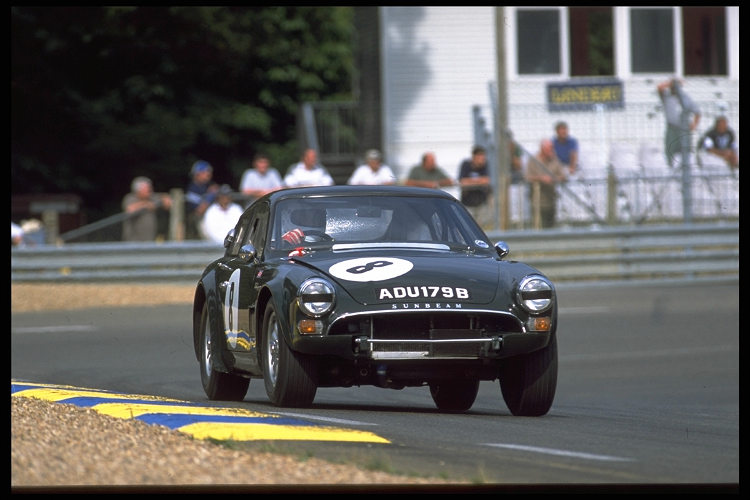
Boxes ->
[630,7,727,75]
[517,7,614,77]
[517,9,560,75]
[630,8,674,73]
[569,7,614,77]
[682,7,727,76]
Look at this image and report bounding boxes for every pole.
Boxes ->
[494,7,510,231]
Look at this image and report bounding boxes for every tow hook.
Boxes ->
[354,336,370,354]
[491,336,503,351]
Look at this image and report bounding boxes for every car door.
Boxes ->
[217,202,269,373]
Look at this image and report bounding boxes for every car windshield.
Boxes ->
[268,195,490,251]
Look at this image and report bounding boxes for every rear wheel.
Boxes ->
[429,379,480,412]
[261,302,318,407]
[499,335,557,416]
[199,302,249,401]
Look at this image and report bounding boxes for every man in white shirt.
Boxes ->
[239,153,283,202]
[201,185,244,244]
[283,149,334,187]
[347,149,397,185]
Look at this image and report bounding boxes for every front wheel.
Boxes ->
[199,302,249,401]
[261,302,318,407]
[499,335,557,416]
[429,379,480,412]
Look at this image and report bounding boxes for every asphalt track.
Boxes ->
[11,281,739,486]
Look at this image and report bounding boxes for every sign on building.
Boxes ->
[547,78,624,112]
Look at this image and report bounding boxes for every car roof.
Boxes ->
[266,185,457,203]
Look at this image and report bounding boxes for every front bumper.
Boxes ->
[293,331,551,360]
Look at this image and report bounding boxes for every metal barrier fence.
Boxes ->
[12,222,738,286]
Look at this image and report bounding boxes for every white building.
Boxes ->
[378,6,739,184]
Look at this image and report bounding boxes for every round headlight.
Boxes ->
[516,275,554,314]
[298,278,335,317]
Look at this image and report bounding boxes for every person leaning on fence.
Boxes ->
[122,176,172,242]
[11,221,24,247]
[552,121,579,176]
[283,148,335,187]
[698,116,738,169]
[239,153,283,204]
[185,160,219,240]
[405,152,455,189]
[347,149,397,185]
[657,78,701,168]
[525,139,567,229]
[458,145,492,227]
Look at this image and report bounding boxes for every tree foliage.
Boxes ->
[11,6,354,218]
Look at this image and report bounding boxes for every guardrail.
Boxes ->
[486,222,738,286]
[11,222,738,286]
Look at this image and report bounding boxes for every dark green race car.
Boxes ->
[192,185,557,416]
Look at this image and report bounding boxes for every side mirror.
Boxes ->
[239,243,257,262]
[494,241,510,260]
[223,228,236,249]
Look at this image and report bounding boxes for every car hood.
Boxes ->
[291,250,500,306]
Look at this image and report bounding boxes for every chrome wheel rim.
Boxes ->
[266,312,280,386]
[202,317,212,377]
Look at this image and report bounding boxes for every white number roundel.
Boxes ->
[328,257,413,282]
[223,269,241,348]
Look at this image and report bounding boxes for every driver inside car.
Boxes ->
[281,208,327,246]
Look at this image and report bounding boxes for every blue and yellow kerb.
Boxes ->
[11,380,389,444]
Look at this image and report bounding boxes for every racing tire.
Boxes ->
[199,302,250,401]
[261,302,318,407]
[499,334,557,416]
[429,379,480,412]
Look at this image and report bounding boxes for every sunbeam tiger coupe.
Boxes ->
[192,185,558,416]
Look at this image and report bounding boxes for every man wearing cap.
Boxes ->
[347,149,397,185]
[185,160,219,240]
[200,184,244,244]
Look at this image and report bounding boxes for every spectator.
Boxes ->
[11,221,24,247]
[507,139,524,184]
[405,152,455,189]
[122,176,172,242]
[201,184,244,245]
[283,149,334,187]
[239,153,284,203]
[347,149,397,185]
[185,160,219,240]
[458,145,492,226]
[657,78,701,167]
[698,116,738,169]
[552,121,579,176]
[525,139,567,229]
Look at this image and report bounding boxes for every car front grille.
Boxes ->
[331,310,521,360]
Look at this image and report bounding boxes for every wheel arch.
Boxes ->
[254,286,273,368]
[192,283,207,361]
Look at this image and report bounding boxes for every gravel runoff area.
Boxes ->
[11,283,467,491]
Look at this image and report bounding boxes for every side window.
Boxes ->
[240,204,269,256]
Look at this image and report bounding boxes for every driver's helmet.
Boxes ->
[284,206,327,234]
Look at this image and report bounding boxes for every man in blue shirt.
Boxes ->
[185,160,219,240]
[552,121,579,176]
